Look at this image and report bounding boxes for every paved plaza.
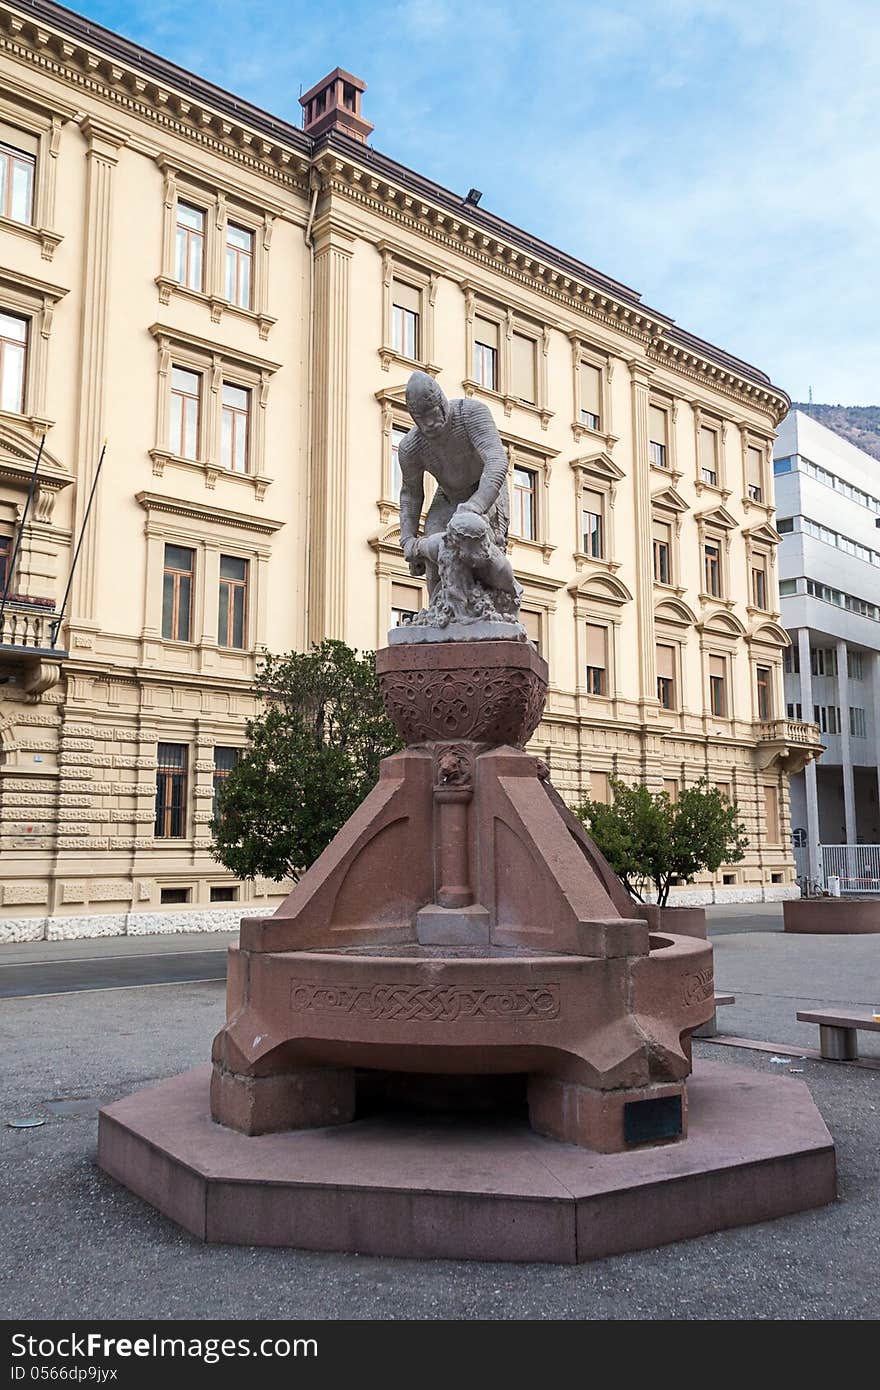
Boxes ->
[1,905,877,1320]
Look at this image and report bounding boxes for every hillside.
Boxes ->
[792,403,880,462]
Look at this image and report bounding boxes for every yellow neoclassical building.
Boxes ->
[0,0,822,939]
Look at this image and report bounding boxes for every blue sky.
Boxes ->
[80,0,879,405]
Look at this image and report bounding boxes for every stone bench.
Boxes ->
[796,1008,880,1060]
[694,993,735,1039]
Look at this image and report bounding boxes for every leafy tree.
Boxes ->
[211,640,401,883]
[574,777,748,907]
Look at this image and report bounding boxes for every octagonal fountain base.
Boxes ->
[97,1059,836,1263]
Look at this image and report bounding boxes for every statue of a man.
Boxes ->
[398,372,510,599]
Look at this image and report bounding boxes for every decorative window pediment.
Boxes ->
[698,608,746,638]
[747,620,790,649]
[569,450,624,485]
[743,520,782,547]
[695,503,738,531]
[654,596,696,628]
[567,571,633,606]
[651,485,688,515]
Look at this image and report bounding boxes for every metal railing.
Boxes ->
[820,845,880,895]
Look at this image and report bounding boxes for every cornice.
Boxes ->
[135,490,283,535]
[147,323,282,375]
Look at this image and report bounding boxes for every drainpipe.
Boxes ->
[302,168,321,648]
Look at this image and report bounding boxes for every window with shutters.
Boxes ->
[521,607,542,656]
[585,623,608,695]
[662,779,679,802]
[699,426,719,486]
[473,315,499,390]
[709,654,727,717]
[751,552,768,610]
[704,539,722,597]
[578,360,603,432]
[745,443,765,503]
[656,643,676,709]
[511,332,537,404]
[390,580,422,628]
[649,403,669,469]
[155,743,189,839]
[391,279,420,361]
[653,520,672,585]
[590,770,610,804]
[582,489,605,559]
[756,664,772,720]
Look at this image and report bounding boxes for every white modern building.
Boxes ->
[775,411,880,882]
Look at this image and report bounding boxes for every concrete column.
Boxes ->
[797,628,821,880]
[836,639,857,843]
[69,118,127,634]
[627,359,657,717]
[308,220,354,645]
[873,653,880,834]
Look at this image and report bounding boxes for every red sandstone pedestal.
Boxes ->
[97,638,837,1256]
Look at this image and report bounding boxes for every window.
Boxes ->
[473,317,498,390]
[786,702,803,719]
[0,131,35,224]
[653,520,672,585]
[522,608,541,655]
[0,532,11,594]
[512,466,537,541]
[699,426,718,486]
[663,779,679,802]
[709,655,726,717]
[590,770,610,804]
[391,424,407,503]
[169,366,201,459]
[0,311,27,414]
[850,707,867,738]
[218,555,248,648]
[812,705,841,735]
[511,333,537,404]
[582,489,604,559]
[810,647,837,677]
[763,785,780,844]
[160,886,191,904]
[848,650,864,680]
[656,644,676,709]
[391,581,421,627]
[716,782,731,800]
[391,279,420,360]
[751,556,768,610]
[585,624,607,695]
[225,223,254,309]
[213,746,240,819]
[162,544,194,642]
[704,541,721,597]
[579,361,602,431]
[649,404,668,468]
[221,382,250,473]
[773,456,792,474]
[175,202,205,291]
[779,578,797,597]
[210,885,238,902]
[776,517,794,534]
[155,743,188,839]
[746,445,764,502]
[756,665,772,720]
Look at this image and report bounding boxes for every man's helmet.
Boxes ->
[405,371,448,419]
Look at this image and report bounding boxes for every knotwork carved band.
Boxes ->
[379,665,546,746]
[291,981,561,1022]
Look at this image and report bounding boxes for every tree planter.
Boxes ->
[637,904,707,939]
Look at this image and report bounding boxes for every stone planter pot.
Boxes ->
[783,898,880,934]
[637,904,707,939]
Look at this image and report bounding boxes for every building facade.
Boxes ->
[0,0,821,940]
[775,410,880,882]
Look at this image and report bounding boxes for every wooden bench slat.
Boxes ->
[796,1009,880,1031]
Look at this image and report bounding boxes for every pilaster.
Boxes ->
[308,220,354,644]
[69,117,127,638]
[627,358,657,715]
[836,639,856,844]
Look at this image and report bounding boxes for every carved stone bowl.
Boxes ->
[376,639,548,747]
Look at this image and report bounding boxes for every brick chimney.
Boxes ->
[300,69,373,143]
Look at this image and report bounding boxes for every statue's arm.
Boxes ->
[397,434,424,557]
[462,400,509,514]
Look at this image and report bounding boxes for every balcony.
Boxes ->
[756,717,824,774]
[0,596,67,698]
